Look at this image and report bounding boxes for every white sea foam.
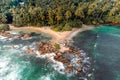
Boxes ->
[0,42,91,80]
[20,41,91,78]
[39,53,55,60]
[94,44,97,48]
[82,57,90,64]
[52,61,65,74]
[2,45,20,50]
[40,74,52,80]
[0,35,7,39]
[97,35,99,38]
[0,56,22,80]
[22,46,28,50]
[0,34,32,42]
[0,57,10,74]
[8,31,18,35]
[0,35,14,42]
[0,48,32,80]
[79,77,88,80]
[0,36,8,42]
[34,49,91,77]
[13,36,19,39]
[35,52,66,74]
[88,73,92,77]
[21,37,32,40]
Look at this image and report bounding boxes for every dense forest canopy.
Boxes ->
[0,0,120,30]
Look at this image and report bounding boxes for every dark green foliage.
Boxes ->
[51,23,72,31]
[82,18,92,25]
[67,20,83,28]
[0,0,120,30]
[54,43,61,50]
[0,24,10,31]
[72,20,83,28]
[105,16,120,24]
[62,23,72,31]
[51,24,64,31]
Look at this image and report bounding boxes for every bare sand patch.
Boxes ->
[9,24,94,43]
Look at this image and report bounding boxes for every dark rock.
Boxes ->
[65,65,74,73]
[77,67,82,72]
[23,33,31,38]
[77,60,82,64]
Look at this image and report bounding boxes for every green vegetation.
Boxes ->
[54,43,61,50]
[0,0,120,31]
[62,23,72,31]
[51,23,72,31]
[0,24,10,31]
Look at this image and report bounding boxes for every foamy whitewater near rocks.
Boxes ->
[0,31,93,80]
[0,31,32,42]
[22,42,92,79]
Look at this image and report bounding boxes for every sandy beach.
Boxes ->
[9,24,94,43]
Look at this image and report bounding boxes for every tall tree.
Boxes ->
[75,7,84,19]
[48,8,55,25]
[100,3,110,19]
[55,8,63,24]
[65,10,72,22]
[0,13,7,23]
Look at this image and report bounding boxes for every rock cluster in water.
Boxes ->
[25,41,91,77]
[0,30,32,41]
[0,30,92,78]
[0,30,13,38]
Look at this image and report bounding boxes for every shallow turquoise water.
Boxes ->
[73,25,120,80]
[0,32,78,80]
[0,48,70,80]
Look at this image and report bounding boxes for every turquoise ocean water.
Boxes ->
[0,31,77,80]
[73,25,120,80]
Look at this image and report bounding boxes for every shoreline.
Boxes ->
[0,25,93,77]
[9,24,95,43]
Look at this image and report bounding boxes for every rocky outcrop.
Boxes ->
[37,41,56,54]
[18,33,31,39]
[77,67,82,72]
[25,41,84,74]
[22,33,31,39]
[0,31,31,39]
[77,60,81,64]
[0,30,90,76]
[0,31,86,74]
[0,30,13,38]
[65,65,74,73]
[25,47,35,54]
